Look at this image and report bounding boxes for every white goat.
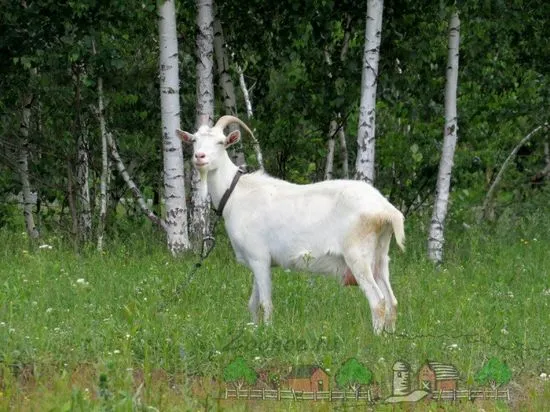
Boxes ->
[177,116,405,334]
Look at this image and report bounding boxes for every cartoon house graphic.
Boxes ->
[418,361,459,392]
[392,361,411,396]
[286,366,330,392]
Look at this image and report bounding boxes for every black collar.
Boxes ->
[215,168,245,216]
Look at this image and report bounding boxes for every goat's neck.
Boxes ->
[206,155,240,209]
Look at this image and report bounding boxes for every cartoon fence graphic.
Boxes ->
[225,388,374,401]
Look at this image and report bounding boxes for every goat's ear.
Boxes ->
[176,129,194,144]
[225,130,241,147]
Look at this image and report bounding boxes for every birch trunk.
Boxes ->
[355,0,384,184]
[325,26,350,182]
[18,92,39,239]
[158,0,190,254]
[107,131,167,230]
[71,65,93,243]
[76,131,92,243]
[324,120,337,180]
[481,124,546,220]
[96,75,109,251]
[237,65,265,171]
[213,17,245,166]
[339,123,349,179]
[190,0,215,248]
[428,12,461,263]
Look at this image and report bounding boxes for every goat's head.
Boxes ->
[176,116,253,173]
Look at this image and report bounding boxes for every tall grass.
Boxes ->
[0,211,549,410]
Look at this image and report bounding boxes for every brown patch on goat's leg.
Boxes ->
[342,267,358,286]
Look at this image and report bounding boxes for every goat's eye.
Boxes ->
[217,141,225,145]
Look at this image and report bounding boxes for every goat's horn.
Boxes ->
[214,115,255,138]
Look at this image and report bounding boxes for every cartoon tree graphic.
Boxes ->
[475,357,512,389]
[223,357,257,390]
[336,358,373,392]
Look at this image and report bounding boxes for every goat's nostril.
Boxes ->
[195,152,206,159]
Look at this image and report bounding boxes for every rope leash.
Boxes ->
[174,214,222,295]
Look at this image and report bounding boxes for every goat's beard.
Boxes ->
[198,169,209,200]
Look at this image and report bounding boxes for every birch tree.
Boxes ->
[190,0,215,247]
[428,11,460,263]
[325,18,351,181]
[95,75,109,252]
[18,92,39,239]
[73,65,92,243]
[355,0,384,184]
[213,17,244,166]
[158,0,190,254]
[237,65,265,171]
[325,121,337,180]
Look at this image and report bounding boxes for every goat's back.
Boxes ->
[223,174,403,270]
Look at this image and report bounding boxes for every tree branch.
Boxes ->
[482,123,548,220]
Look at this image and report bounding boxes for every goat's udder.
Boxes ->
[342,267,358,286]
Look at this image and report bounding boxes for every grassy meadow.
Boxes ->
[1,212,549,410]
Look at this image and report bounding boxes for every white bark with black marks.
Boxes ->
[190,0,215,247]
[96,75,109,252]
[76,129,92,242]
[237,65,265,171]
[19,92,39,239]
[428,12,461,263]
[107,130,167,231]
[159,0,190,254]
[355,0,384,184]
[325,120,337,180]
[213,17,245,166]
[481,124,547,220]
[339,123,349,179]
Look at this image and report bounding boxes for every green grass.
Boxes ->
[1,213,549,410]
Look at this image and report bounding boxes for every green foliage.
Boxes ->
[475,357,512,389]
[223,357,257,389]
[335,358,373,390]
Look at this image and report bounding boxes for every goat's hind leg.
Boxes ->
[344,237,386,335]
[375,254,398,332]
[375,229,398,332]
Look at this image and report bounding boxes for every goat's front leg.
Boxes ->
[248,279,260,324]
[247,259,273,324]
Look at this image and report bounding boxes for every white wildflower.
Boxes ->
[46,307,53,314]
[38,244,53,250]
[113,350,121,354]
[448,343,459,350]
[543,289,550,296]
[254,356,261,361]
[501,328,509,335]
[76,278,89,286]
[0,322,5,327]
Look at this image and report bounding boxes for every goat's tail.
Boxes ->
[390,209,405,251]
